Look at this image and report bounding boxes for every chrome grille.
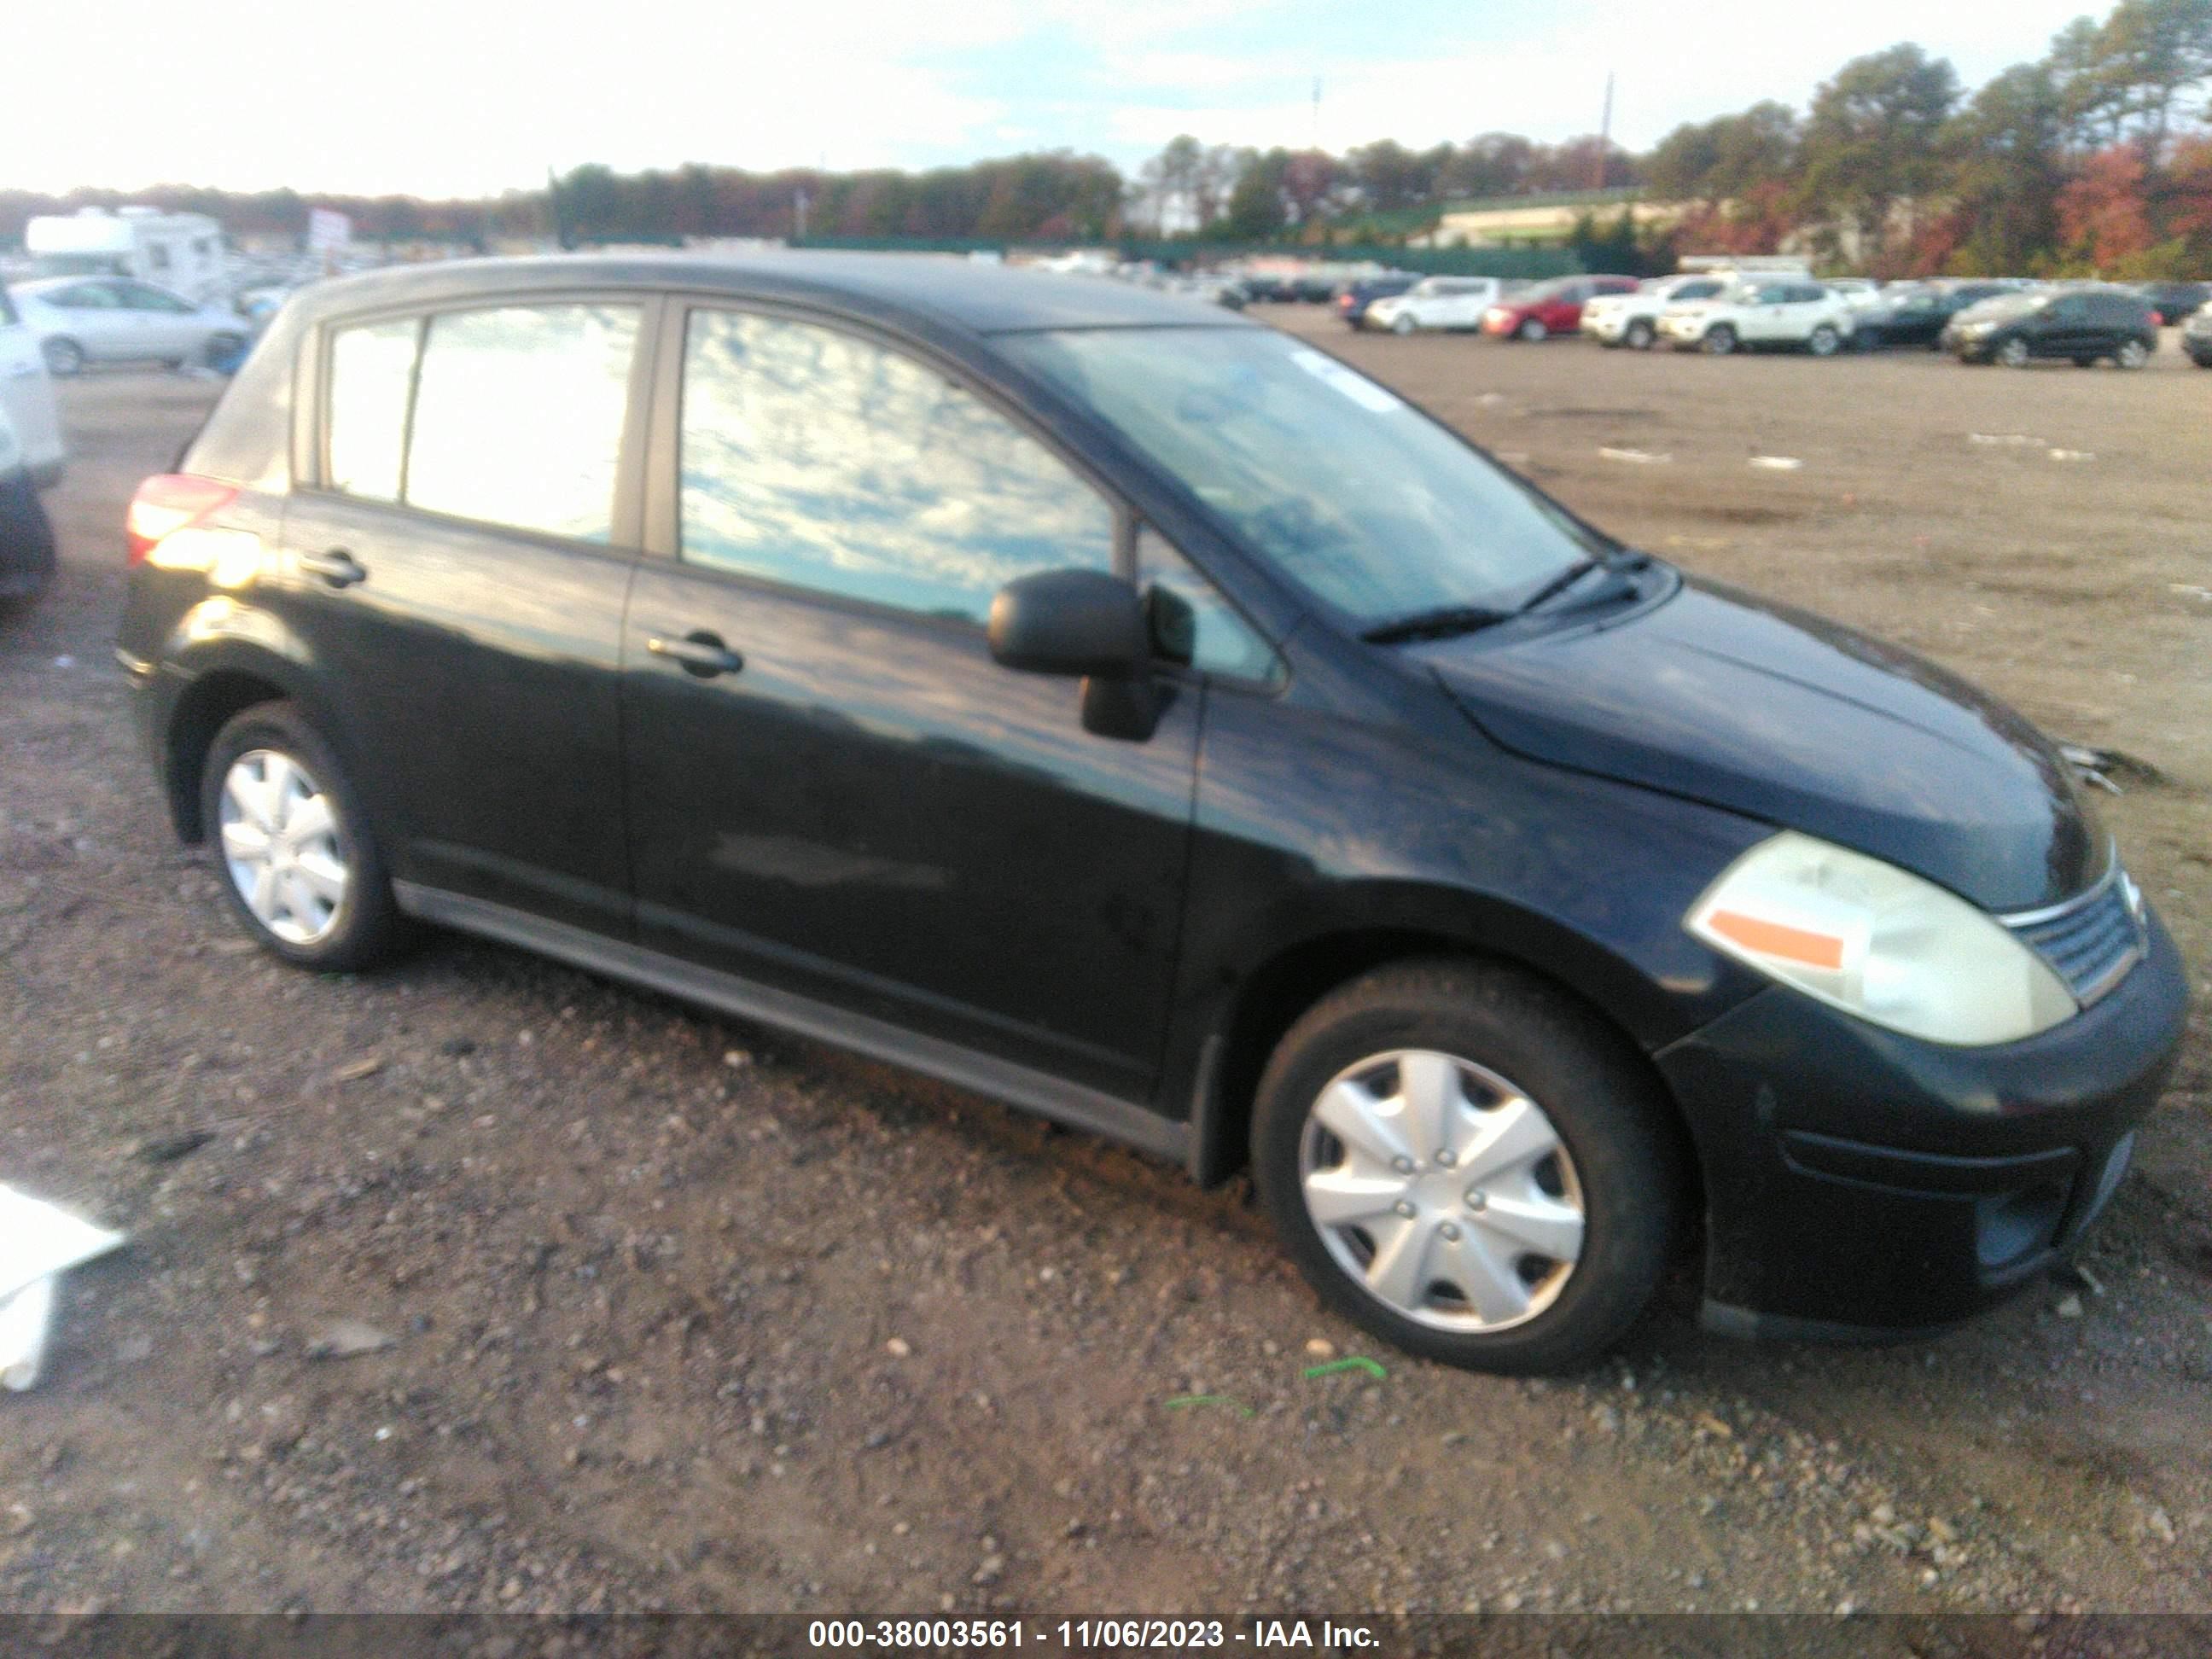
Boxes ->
[2004,868,2145,1007]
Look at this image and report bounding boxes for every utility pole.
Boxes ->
[1593,73,1615,190]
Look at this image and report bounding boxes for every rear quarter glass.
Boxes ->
[178,305,299,488]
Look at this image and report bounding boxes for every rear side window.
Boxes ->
[326,317,419,502]
[1675,281,1721,301]
[678,309,1115,624]
[324,304,638,540]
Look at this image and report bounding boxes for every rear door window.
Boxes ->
[677,308,1115,624]
[405,304,639,541]
[326,317,421,503]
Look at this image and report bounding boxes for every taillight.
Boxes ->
[126,474,237,566]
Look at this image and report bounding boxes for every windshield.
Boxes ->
[1001,327,1607,625]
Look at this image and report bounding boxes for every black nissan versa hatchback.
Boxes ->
[117,256,2186,1374]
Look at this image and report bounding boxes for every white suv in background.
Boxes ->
[1364,276,1508,334]
[1583,273,1730,349]
[1657,278,1857,357]
[0,286,66,486]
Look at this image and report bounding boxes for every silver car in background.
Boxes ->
[10,276,252,377]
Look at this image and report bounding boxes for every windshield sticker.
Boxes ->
[1287,348,1403,414]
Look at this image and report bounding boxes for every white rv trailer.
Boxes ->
[24,208,228,306]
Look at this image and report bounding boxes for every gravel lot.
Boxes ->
[1,313,2208,1622]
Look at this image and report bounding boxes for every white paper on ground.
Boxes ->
[0,1185,126,1393]
[0,1278,56,1391]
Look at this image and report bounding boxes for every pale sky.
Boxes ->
[6,0,2102,197]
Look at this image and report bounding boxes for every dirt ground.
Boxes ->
[1,310,2208,1622]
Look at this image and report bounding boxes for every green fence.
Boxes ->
[787,235,1583,279]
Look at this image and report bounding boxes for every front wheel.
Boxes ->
[200,701,410,971]
[1625,319,1655,351]
[2115,338,2150,370]
[1996,337,2031,368]
[1391,314,1417,335]
[1807,324,1842,358]
[1517,317,1548,342]
[1250,959,1685,1375]
[1702,324,1738,356]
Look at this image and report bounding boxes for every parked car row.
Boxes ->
[1346,265,2199,370]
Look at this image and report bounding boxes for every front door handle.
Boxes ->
[647,630,744,678]
[299,547,367,588]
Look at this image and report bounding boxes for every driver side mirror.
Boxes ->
[989,568,1146,677]
[988,568,1161,741]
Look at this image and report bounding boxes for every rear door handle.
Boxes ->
[647,630,744,678]
[299,547,367,588]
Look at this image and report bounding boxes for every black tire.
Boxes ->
[1625,319,1655,351]
[1702,324,1738,356]
[1249,958,1685,1375]
[42,338,84,377]
[2073,356,2097,368]
[198,701,410,971]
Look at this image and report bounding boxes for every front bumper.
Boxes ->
[1655,909,2188,1338]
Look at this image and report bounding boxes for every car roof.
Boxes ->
[278,253,1260,338]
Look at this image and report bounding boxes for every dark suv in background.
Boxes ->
[118,255,2185,1373]
[1945,286,2159,367]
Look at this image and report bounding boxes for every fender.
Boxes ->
[147,602,378,846]
[1168,875,1768,1187]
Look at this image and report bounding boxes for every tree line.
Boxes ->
[3,0,2203,277]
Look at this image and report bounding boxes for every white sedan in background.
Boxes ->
[1364,276,1509,334]
[1657,278,1858,356]
[11,276,252,376]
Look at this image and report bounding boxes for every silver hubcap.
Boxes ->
[2119,341,2145,367]
[1298,1050,1585,1333]
[2000,341,2028,366]
[218,749,350,945]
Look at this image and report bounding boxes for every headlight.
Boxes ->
[1686,831,2076,1045]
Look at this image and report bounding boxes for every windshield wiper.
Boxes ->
[1360,604,1516,645]
[1514,557,1603,614]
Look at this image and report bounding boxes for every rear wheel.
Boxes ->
[1625,319,1655,351]
[42,338,84,377]
[2073,356,2098,368]
[1250,959,1684,1374]
[1702,324,1738,356]
[200,701,408,971]
[1517,317,1548,342]
[2115,338,2150,370]
[1807,323,1842,358]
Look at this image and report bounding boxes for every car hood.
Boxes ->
[1415,576,2101,912]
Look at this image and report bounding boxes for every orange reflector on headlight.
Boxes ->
[1704,910,1846,969]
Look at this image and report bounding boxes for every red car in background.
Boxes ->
[1481,275,1640,341]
